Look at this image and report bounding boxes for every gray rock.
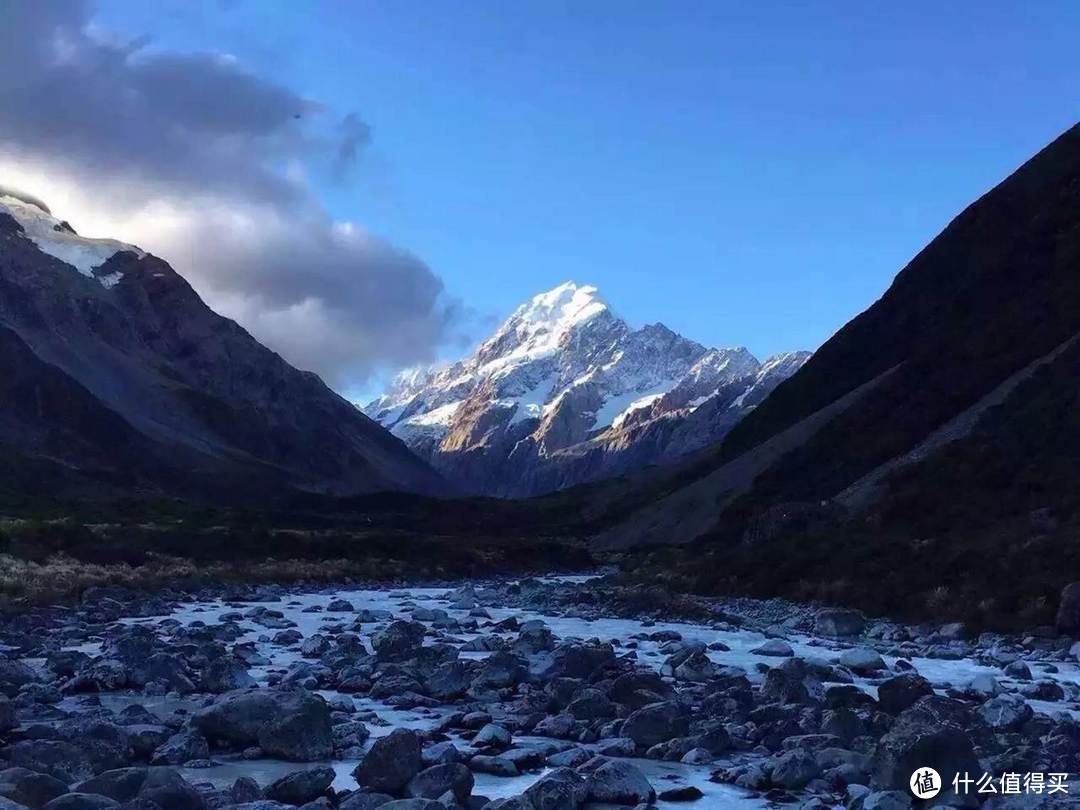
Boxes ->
[978,694,1033,731]
[751,640,794,657]
[151,731,209,765]
[566,689,614,721]
[405,764,473,803]
[72,769,151,803]
[523,768,587,810]
[760,658,823,705]
[673,651,717,683]
[193,689,333,761]
[838,649,886,675]
[814,609,866,637]
[372,622,426,662]
[472,724,512,752]
[658,785,705,802]
[200,657,256,692]
[0,771,67,810]
[468,757,518,777]
[770,751,820,789]
[265,768,335,806]
[231,778,262,804]
[621,701,689,749]
[4,741,95,784]
[424,661,471,702]
[876,674,933,715]
[353,729,422,794]
[871,696,981,807]
[586,760,655,805]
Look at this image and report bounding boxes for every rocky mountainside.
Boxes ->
[590,121,1080,628]
[0,189,442,501]
[366,282,809,496]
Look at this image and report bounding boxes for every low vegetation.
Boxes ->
[0,514,593,608]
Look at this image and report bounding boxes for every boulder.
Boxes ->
[265,768,335,806]
[200,658,256,693]
[586,760,655,805]
[472,724,511,752]
[1,770,68,809]
[566,689,615,721]
[0,659,39,698]
[769,751,820,789]
[621,701,689,749]
[4,742,95,784]
[352,729,421,794]
[151,731,209,765]
[193,689,333,761]
[814,609,866,637]
[750,640,793,657]
[760,658,823,705]
[548,643,615,679]
[838,649,886,675]
[471,652,526,690]
[672,651,717,683]
[405,764,473,803]
[876,674,933,715]
[523,768,587,810]
[977,694,1033,732]
[467,756,518,777]
[659,785,705,802]
[871,697,981,807]
[610,672,675,710]
[71,768,151,803]
[372,622,426,662]
[424,661,471,702]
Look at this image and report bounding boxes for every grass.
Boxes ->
[0,515,594,609]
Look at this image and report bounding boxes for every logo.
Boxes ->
[911,767,942,799]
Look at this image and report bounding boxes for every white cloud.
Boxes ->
[0,0,457,389]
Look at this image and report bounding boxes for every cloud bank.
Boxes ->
[0,0,456,389]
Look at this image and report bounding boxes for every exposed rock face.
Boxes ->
[366,281,808,496]
[0,193,441,500]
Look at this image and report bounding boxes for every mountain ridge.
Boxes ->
[366,280,809,496]
[593,120,1080,557]
[0,190,443,501]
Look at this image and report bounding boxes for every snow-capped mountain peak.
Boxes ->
[0,189,144,287]
[364,281,810,496]
[475,280,612,371]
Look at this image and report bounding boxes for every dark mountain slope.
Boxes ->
[0,198,442,500]
[597,121,1080,549]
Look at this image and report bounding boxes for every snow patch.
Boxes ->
[0,193,144,287]
[390,400,462,440]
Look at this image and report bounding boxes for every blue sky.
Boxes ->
[94,0,1080,385]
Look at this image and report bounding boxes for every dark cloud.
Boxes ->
[335,114,372,179]
[0,0,458,389]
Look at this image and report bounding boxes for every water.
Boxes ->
[50,574,1080,807]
